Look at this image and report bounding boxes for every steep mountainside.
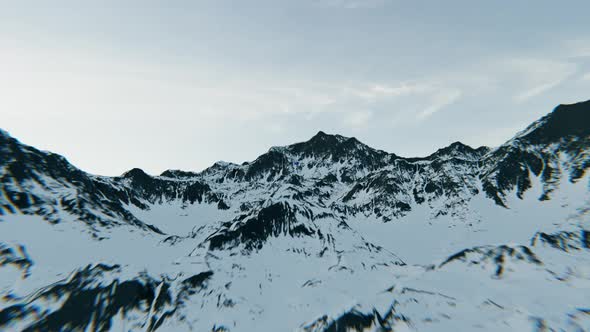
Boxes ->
[0,100,589,331]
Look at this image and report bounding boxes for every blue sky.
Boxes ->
[2,1,590,175]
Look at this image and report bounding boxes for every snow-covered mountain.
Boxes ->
[0,100,589,331]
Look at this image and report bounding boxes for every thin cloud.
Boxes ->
[417,89,463,120]
[506,58,577,103]
[514,80,565,103]
[351,83,429,101]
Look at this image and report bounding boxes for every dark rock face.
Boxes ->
[0,264,214,332]
[160,169,199,179]
[302,305,407,332]
[207,202,315,251]
[439,245,543,278]
[0,243,32,279]
[480,146,544,205]
[289,131,391,168]
[245,150,292,181]
[481,100,590,205]
[0,133,223,234]
[531,230,590,252]
[416,141,490,162]
[318,310,377,332]
[519,100,590,144]
[0,132,143,228]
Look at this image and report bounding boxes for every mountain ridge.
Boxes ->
[2,100,590,229]
[1,100,589,331]
[2,99,588,181]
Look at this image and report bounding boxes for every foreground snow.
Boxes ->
[1,171,588,331]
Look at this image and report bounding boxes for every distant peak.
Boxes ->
[308,130,344,143]
[160,169,198,178]
[449,141,468,148]
[447,141,488,153]
[291,131,350,151]
[122,168,150,179]
[315,130,328,137]
[436,141,473,153]
[0,128,12,144]
[213,161,233,167]
[201,160,239,175]
[281,131,388,164]
[0,128,18,145]
[426,141,488,160]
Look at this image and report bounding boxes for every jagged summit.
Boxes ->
[160,169,199,179]
[520,99,590,143]
[287,131,374,157]
[122,167,151,179]
[0,128,19,149]
[0,128,10,138]
[257,132,390,165]
[311,130,335,140]
[424,141,490,161]
[512,99,590,144]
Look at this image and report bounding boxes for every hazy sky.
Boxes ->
[2,1,590,176]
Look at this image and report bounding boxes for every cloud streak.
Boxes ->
[505,58,578,103]
[417,89,463,120]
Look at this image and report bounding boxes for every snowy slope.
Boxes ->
[0,100,589,331]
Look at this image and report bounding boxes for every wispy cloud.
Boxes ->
[349,83,429,101]
[514,81,565,103]
[506,58,577,103]
[417,89,463,120]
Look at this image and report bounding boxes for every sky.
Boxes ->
[2,1,590,176]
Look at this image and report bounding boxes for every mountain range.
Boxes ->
[0,100,589,331]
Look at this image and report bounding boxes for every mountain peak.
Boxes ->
[0,129,12,146]
[314,130,329,137]
[423,141,488,161]
[308,130,347,144]
[122,168,151,179]
[516,99,590,143]
[160,169,198,178]
[287,131,374,159]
